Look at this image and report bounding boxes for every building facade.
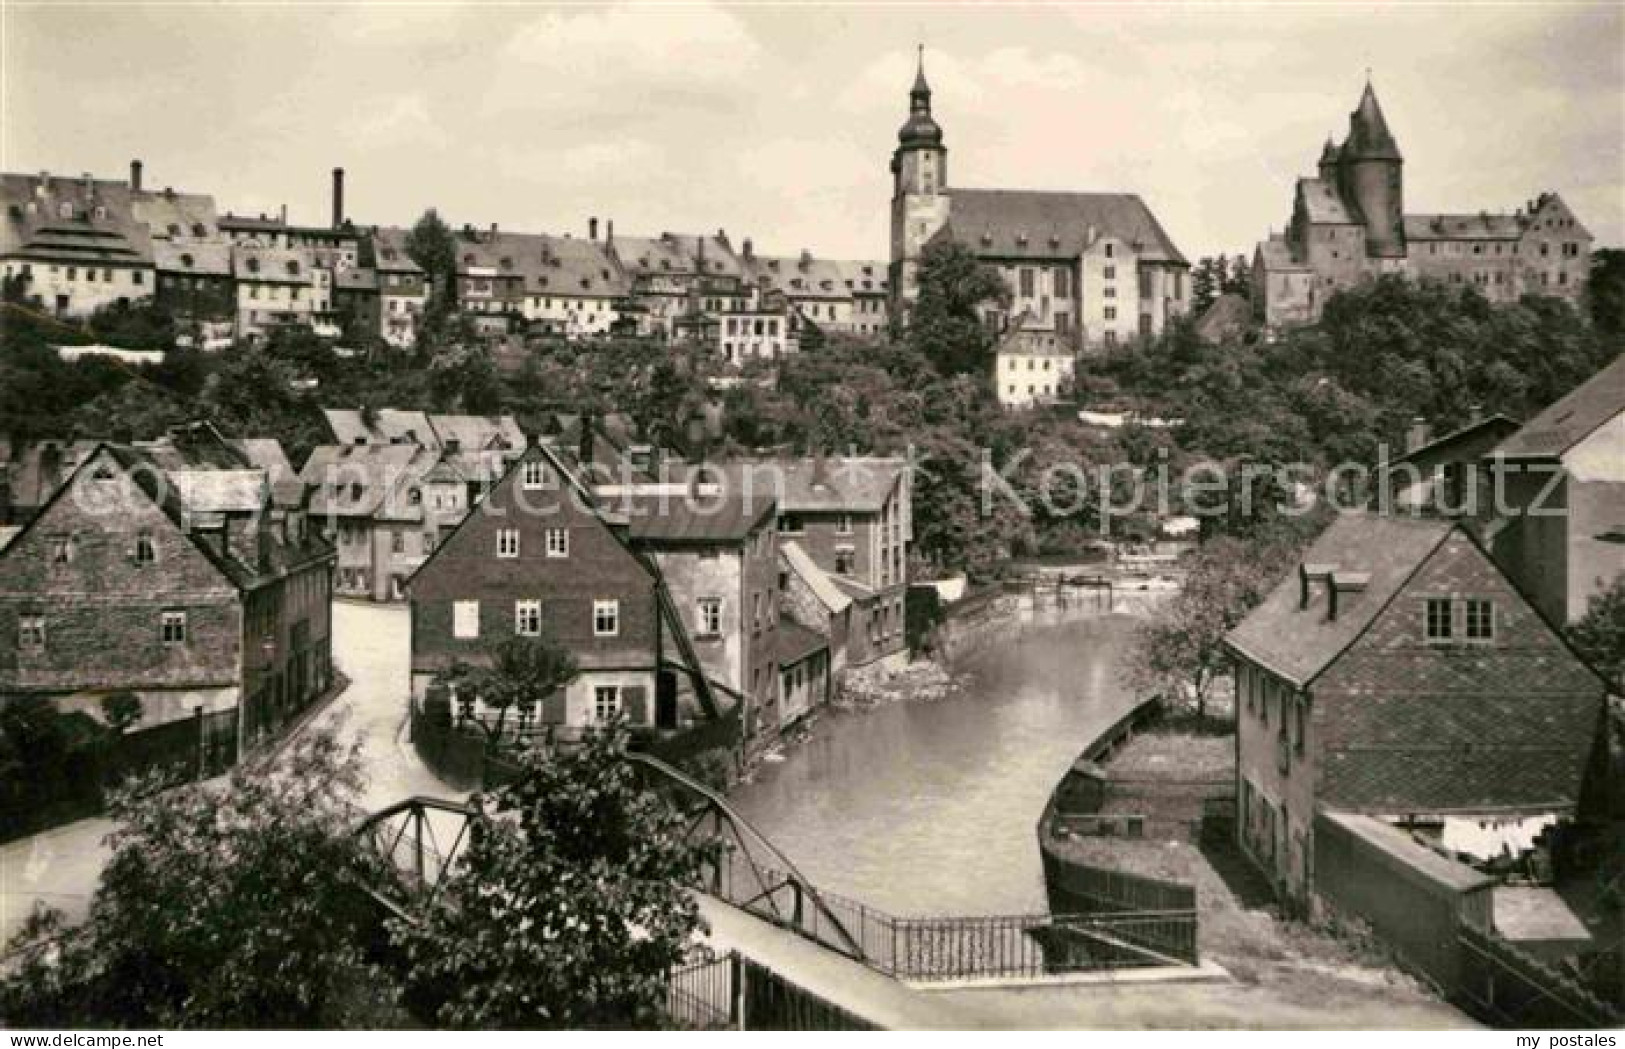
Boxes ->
[1253,83,1593,327]
[1226,512,1605,907]
[0,436,334,756]
[408,446,709,736]
[1487,353,1625,626]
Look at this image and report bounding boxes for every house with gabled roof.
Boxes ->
[0,433,334,757]
[407,443,721,741]
[1225,511,1608,905]
[1488,353,1625,627]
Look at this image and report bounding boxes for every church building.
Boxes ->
[886,50,1191,408]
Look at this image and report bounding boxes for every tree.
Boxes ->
[392,723,715,1028]
[1568,573,1625,690]
[1124,519,1321,720]
[0,727,398,1028]
[907,239,1009,377]
[99,690,143,735]
[406,208,460,333]
[1191,256,1223,314]
[1588,248,1625,338]
[445,634,578,743]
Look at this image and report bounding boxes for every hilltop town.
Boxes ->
[0,43,1622,1033]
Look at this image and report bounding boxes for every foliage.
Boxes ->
[391,723,715,1029]
[1125,514,1326,719]
[1190,255,1252,314]
[442,633,579,742]
[405,208,459,321]
[1589,248,1625,338]
[1568,573,1625,689]
[907,239,1009,377]
[0,727,398,1028]
[99,691,144,735]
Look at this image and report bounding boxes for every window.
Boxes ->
[594,685,622,722]
[161,610,188,645]
[835,513,853,535]
[18,614,44,652]
[1465,599,1494,641]
[697,597,722,637]
[1104,286,1117,299]
[752,593,764,634]
[1425,598,1453,642]
[392,530,406,554]
[1103,265,1116,280]
[541,528,569,558]
[1104,306,1117,321]
[133,531,156,565]
[594,599,619,637]
[515,599,541,636]
[1104,243,1115,259]
[1054,268,1071,299]
[453,600,480,639]
[496,528,520,558]
[1294,698,1306,754]
[1019,268,1035,297]
[835,547,855,575]
[1056,312,1070,335]
[522,461,548,489]
[49,535,73,564]
[777,514,804,534]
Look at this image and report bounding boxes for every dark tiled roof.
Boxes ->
[1194,294,1252,343]
[942,187,1188,265]
[716,457,906,513]
[457,230,630,298]
[628,492,775,545]
[103,443,333,592]
[0,173,154,266]
[1226,511,1452,687]
[1387,414,1520,467]
[322,407,437,448]
[154,240,232,276]
[1255,233,1309,272]
[334,267,378,291]
[1297,177,1355,224]
[1403,213,1524,241]
[130,188,219,241]
[1492,353,1625,460]
[746,253,849,300]
[774,620,829,666]
[368,227,425,274]
[1343,83,1402,161]
[299,443,437,520]
[234,245,315,284]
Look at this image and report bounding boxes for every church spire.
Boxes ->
[897,44,943,149]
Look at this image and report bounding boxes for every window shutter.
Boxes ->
[623,685,649,725]
[541,688,567,725]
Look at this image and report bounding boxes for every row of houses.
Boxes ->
[1,162,890,358]
[1227,355,1623,962]
[0,405,913,772]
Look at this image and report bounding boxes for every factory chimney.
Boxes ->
[129,159,143,192]
[331,167,345,229]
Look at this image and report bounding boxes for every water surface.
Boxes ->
[728,614,1141,916]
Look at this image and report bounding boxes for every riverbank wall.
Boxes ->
[930,578,1172,663]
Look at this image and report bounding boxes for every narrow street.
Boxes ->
[0,599,454,948]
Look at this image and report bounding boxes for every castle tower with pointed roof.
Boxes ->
[1342,82,1405,257]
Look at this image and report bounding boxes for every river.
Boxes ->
[728,613,1143,917]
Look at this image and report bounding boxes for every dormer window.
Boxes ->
[180,253,194,267]
[247,257,260,274]
[286,260,300,275]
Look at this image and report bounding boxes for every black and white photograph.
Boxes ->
[0,0,1621,1034]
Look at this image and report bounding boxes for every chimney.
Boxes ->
[799,248,813,271]
[742,237,754,261]
[606,219,614,245]
[1327,571,1369,623]
[1298,563,1336,610]
[331,167,345,229]
[589,217,599,241]
[279,203,288,225]
[489,222,498,241]
[130,159,143,192]
[1405,416,1432,454]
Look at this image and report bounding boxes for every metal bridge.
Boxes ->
[354,751,1201,1029]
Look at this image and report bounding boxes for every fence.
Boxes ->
[1456,923,1622,1029]
[711,849,1197,978]
[1,705,239,844]
[665,952,877,1030]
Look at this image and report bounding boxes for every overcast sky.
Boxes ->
[4,2,1621,262]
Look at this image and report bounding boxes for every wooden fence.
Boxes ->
[1455,923,1622,1029]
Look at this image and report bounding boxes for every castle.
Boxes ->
[1253,81,1593,328]
[886,50,1191,408]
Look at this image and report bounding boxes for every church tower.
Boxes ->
[1341,80,1405,258]
[889,47,951,321]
